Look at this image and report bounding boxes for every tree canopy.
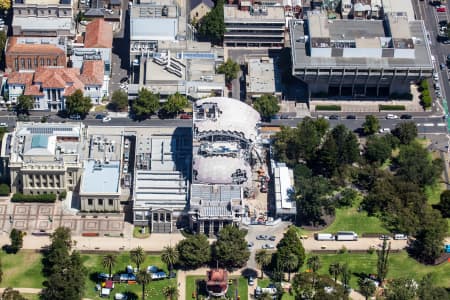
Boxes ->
[176,234,211,269]
[0,0,11,10]
[16,95,33,115]
[253,95,280,121]
[276,227,306,271]
[65,90,93,116]
[9,229,23,254]
[362,115,380,135]
[131,89,160,120]
[163,93,188,115]
[110,90,128,112]
[213,226,250,270]
[365,135,392,164]
[197,0,225,44]
[392,122,418,145]
[217,58,240,84]
[438,190,450,218]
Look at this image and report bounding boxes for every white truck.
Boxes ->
[335,231,358,241]
[255,286,277,298]
[314,233,335,241]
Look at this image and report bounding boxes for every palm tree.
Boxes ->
[255,249,271,279]
[136,269,152,300]
[161,246,179,273]
[162,285,179,300]
[307,255,321,287]
[130,246,146,271]
[102,254,116,278]
[328,262,342,283]
[283,253,298,282]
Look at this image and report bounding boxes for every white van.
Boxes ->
[394,234,407,240]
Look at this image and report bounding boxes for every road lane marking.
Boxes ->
[438,123,446,126]
[423,123,435,127]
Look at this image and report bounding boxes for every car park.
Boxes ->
[400,114,412,119]
[386,114,398,119]
[268,235,276,241]
[261,244,275,249]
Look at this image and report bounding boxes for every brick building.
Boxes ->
[5,36,67,72]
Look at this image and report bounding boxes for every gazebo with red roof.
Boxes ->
[206,268,228,297]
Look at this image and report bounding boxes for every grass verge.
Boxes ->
[133,226,150,239]
[0,251,44,288]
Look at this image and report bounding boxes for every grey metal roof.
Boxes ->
[130,18,178,41]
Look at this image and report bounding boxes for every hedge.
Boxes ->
[11,193,57,203]
[316,105,341,111]
[379,105,406,111]
[0,184,9,196]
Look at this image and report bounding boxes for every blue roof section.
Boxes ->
[81,160,120,194]
[31,135,49,149]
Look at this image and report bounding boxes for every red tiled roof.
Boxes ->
[81,60,104,85]
[7,72,33,85]
[7,37,65,55]
[84,19,113,48]
[24,85,44,96]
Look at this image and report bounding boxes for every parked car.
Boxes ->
[179,113,192,119]
[439,20,448,27]
[379,235,391,240]
[329,115,339,120]
[256,235,269,240]
[0,123,7,127]
[346,115,357,120]
[437,5,446,12]
[386,114,399,119]
[440,63,446,70]
[261,244,275,249]
[379,128,391,133]
[400,114,412,119]
[248,276,255,286]
[69,114,81,120]
[268,235,276,241]
[120,77,129,84]
[102,116,112,123]
[247,241,254,249]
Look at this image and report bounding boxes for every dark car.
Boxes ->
[439,20,448,27]
[400,114,412,119]
[268,235,276,241]
[440,63,446,70]
[119,77,129,84]
[95,114,105,119]
[346,115,357,120]
[329,115,339,120]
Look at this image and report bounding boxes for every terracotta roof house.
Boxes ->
[5,37,67,73]
[84,19,113,49]
[7,63,105,111]
[206,269,228,297]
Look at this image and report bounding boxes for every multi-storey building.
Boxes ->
[5,36,67,72]
[189,97,260,236]
[224,3,285,47]
[12,0,75,37]
[290,11,433,98]
[0,122,85,195]
[7,61,105,110]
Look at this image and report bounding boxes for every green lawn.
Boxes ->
[186,275,248,300]
[23,294,40,300]
[0,251,44,288]
[82,253,174,300]
[302,251,450,289]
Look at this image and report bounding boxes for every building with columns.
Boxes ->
[189,97,261,236]
[0,122,85,195]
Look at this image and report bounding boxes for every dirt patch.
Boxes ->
[297,214,336,231]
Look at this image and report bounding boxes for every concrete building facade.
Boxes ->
[290,11,433,98]
[224,4,285,47]
[12,0,75,37]
[0,122,85,195]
